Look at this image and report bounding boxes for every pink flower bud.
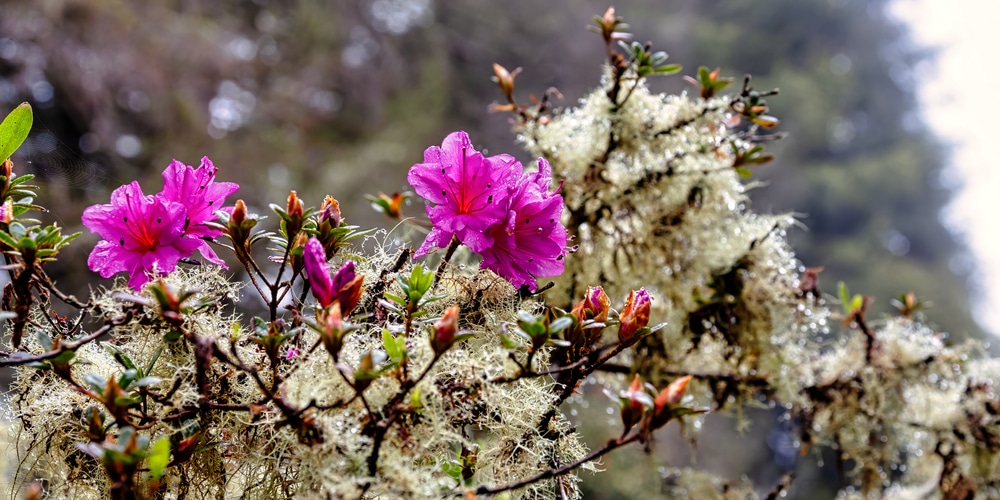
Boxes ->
[331,261,364,315]
[304,238,335,307]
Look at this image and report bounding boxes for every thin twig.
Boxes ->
[471,432,641,496]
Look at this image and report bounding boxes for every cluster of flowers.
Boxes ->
[82,157,238,289]
[408,131,568,291]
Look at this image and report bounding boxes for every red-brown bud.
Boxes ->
[290,232,309,275]
[571,286,610,324]
[655,375,692,410]
[431,305,460,355]
[1,158,12,181]
[651,375,693,429]
[618,288,651,344]
[287,190,303,219]
[620,375,650,433]
[319,196,342,228]
[492,63,522,101]
[230,199,248,227]
[284,190,305,239]
[320,302,345,360]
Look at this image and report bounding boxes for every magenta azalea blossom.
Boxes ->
[480,158,568,291]
[82,181,203,290]
[408,131,521,257]
[158,157,239,266]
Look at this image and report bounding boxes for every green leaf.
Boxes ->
[500,335,518,350]
[52,350,76,364]
[131,376,162,388]
[0,231,19,249]
[84,373,107,393]
[516,310,536,324]
[147,437,171,479]
[441,460,462,481]
[118,368,139,389]
[546,338,572,348]
[36,331,52,350]
[837,282,850,310]
[654,64,682,75]
[382,329,401,360]
[144,344,165,376]
[0,102,32,162]
[104,343,137,371]
[548,316,574,334]
[850,295,863,312]
[410,387,422,410]
[114,396,140,407]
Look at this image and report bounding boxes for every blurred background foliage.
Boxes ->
[0,0,984,497]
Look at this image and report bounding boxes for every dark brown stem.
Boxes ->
[0,311,133,366]
[534,341,632,436]
[267,242,295,322]
[491,356,588,384]
[433,236,461,287]
[366,353,443,476]
[853,311,878,363]
[36,269,90,309]
[472,432,641,496]
[360,247,412,319]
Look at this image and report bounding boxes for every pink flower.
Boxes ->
[480,158,568,291]
[82,181,202,290]
[303,237,364,314]
[158,157,239,266]
[407,131,521,257]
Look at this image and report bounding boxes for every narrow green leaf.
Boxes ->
[147,437,171,479]
[131,376,162,388]
[837,282,850,309]
[114,396,140,407]
[36,331,52,351]
[851,295,863,312]
[0,231,18,249]
[548,316,574,334]
[84,373,107,393]
[655,64,683,75]
[104,343,137,371]
[0,102,32,162]
[143,345,165,376]
[500,335,517,350]
[382,329,400,360]
[546,338,572,348]
[52,350,75,364]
